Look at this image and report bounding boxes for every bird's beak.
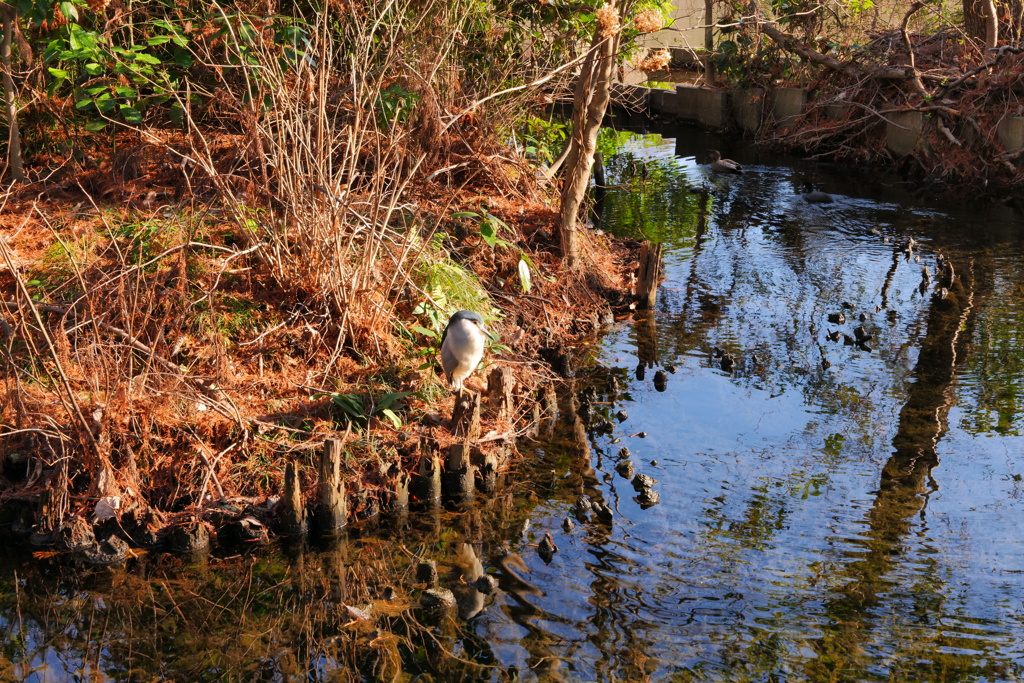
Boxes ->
[481,326,496,342]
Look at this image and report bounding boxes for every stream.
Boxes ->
[3,125,1024,682]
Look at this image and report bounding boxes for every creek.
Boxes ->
[3,125,1024,682]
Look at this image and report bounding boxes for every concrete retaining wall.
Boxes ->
[617,83,999,160]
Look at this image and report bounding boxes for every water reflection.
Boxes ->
[5,129,1024,681]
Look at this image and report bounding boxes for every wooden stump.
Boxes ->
[385,469,410,516]
[278,460,306,535]
[487,366,515,423]
[636,240,664,311]
[451,391,481,441]
[316,438,347,532]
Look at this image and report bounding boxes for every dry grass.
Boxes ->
[0,2,633,523]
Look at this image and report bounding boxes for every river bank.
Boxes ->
[0,165,644,560]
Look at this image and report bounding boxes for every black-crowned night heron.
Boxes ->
[440,310,495,395]
[802,181,834,204]
[706,149,742,174]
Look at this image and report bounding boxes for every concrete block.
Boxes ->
[674,85,700,120]
[697,88,730,129]
[825,103,853,120]
[997,116,1024,153]
[957,121,978,147]
[772,87,806,126]
[733,88,764,133]
[885,111,924,156]
[648,88,673,116]
[670,47,707,69]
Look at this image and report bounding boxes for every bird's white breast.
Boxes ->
[446,319,485,364]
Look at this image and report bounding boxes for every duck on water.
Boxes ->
[802,181,834,204]
[706,150,742,174]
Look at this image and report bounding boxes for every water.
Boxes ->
[4,127,1024,681]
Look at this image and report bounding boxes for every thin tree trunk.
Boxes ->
[1,4,22,184]
[558,6,621,268]
[983,0,999,49]
[704,0,716,85]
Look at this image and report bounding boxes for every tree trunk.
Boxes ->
[963,0,999,48]
[1,4,23,184]
[704,0,716,85]
[984,0,999,49]
[558,4,621,268]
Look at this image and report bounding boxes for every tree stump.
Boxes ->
[315,438,347,532]
[487,366,515,423]
[383,468,410,516]
[278,460,306,536]
[451,391,481,441]
[636,240,663,311]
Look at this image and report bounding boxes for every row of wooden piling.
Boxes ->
[274,366,556,536]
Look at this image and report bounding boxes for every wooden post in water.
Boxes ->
[636,240,663,311]
[316,438,347,532]
[279,461,306,535]
[451,391,481,441]
[487,366,515,424]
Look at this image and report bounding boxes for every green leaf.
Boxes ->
[147,36,172,46]
[379,408,402,430]
[172,49,193,68]
[47,67,69,80]
[480,222,498,248]
[84,120,108,132]
[60,2,79,21]
[68,26,98,51]
[331,393,364,420]
[485,213,510,231]
[119,105,142,124]
[168,103,184,126]
[410,325,437,338]
[132,52,162,65]
[450,211,479,219]
[94,94,115,114]
[115,86,137,98]
[84,62,103,76]
[375,391,413,412]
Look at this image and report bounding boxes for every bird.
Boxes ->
[706,149,742,174]
[802,181,833,204]
[440,310,495,395]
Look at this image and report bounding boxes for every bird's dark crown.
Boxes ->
[450,310,483,324]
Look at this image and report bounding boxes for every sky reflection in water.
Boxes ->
[487,130,1024,681]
